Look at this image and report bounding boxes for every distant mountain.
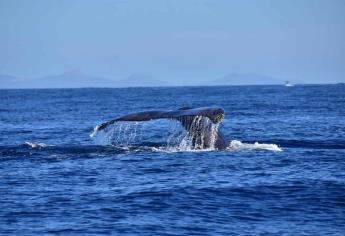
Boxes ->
[0,72,295,88]
[0,72,170,89]
[24,71,116,88]
[114,73,170,87]
[0,72,114,89]
[208,73,282,86]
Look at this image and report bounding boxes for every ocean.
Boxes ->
[1,85,345,235]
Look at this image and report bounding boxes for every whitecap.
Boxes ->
[228,140,282,152]
[24,141,54,148]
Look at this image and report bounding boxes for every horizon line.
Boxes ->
[1,82,343,90]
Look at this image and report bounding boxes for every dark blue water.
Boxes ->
[1,85,345,235]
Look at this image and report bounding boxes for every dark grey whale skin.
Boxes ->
[95,107,227,150]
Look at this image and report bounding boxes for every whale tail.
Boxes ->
[92,107,227,150]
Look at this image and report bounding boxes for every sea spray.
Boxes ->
[90,117,221,151]
[91,122,144,146]
[166,119,185,149]
[90,119,282,152]
[174,116,220,151]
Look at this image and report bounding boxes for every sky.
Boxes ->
[0,0,344,84]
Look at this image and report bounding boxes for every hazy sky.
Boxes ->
[1,0,344,84]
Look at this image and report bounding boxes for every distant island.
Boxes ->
[0,72,297,89]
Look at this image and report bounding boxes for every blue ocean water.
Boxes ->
[1,85,345,235]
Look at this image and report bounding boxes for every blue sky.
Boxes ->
[0,0,344,84]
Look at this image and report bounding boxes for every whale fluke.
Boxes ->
[92,107,227,150]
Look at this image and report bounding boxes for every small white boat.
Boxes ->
[285,81,294,87]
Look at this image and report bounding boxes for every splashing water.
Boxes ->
[175,116,220,151]
[91,122,144,146]
[91,116,222,151]
[90,117,281,152]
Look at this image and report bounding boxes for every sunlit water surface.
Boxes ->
[1,85,345,235]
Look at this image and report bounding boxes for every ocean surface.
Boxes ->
[1,85,345,235]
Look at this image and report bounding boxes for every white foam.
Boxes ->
[90,125,101,138]
[228,140,282,152]
[25,141,54,148]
